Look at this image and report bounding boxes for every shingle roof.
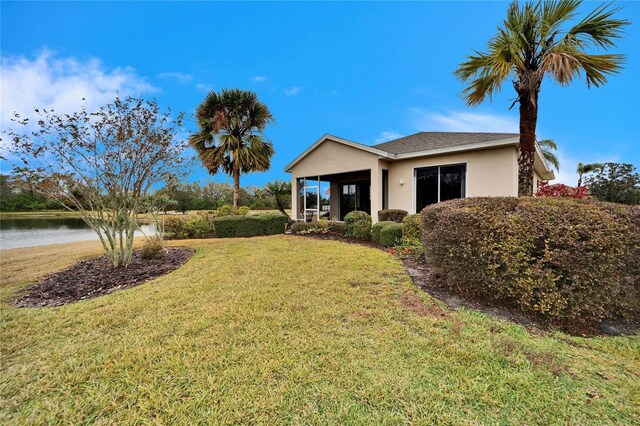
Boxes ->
[371,132,519,155]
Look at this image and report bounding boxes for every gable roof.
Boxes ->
[283,134,393,172]
[285,131,554,179]
[372,132,519,155]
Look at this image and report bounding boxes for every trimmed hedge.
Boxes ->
[327,221,348,235]
[213,214,286,238]
[422,197,640,327]
[163,215,213,239]
[290,221,329,235]
[372,221,396,243]
[380,222,403,247]
[378,209,408,223]
[344,210,372,240]
[290,220,349,236]
[402,214,422,247]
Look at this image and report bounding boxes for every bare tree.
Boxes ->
[3,96,187,267]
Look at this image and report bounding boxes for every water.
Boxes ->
[0,216,156,250]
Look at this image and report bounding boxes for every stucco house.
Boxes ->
[285,132,555,223]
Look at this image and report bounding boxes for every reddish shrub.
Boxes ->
[536,181,587,198]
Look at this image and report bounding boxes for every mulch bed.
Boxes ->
[294,232,640,337]
[13,247,194,308]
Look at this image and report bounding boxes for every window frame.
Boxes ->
[412,162,468,214]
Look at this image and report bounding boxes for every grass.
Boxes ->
[1,236,639,424]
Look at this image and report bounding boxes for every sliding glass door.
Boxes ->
[340,182,370,220]
[415,164,466,212]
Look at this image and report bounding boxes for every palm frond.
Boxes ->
[566,3,629,49]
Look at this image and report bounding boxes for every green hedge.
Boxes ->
[290,221,329,235]
[380,222,403,247]
[163,215,213,239]
[213,214,286,238]
[402,214,422,247]
[422,197,640,328]
[344,211,372,240]
[290,221,348,236]
[372,221,396,243]
[378,209,408,223]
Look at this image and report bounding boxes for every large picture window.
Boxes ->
[415,164,466,212]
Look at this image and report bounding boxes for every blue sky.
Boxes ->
[2,1,639,186]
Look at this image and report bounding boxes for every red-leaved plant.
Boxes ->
[536,181,587,199]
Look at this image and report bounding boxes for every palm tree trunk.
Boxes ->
[517,92,539,196]
[577,173,584,188]
[233,164,240,208]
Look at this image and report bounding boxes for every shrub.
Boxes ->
[216,205,250,217]
[536,181,587,198]
[372,221,396,243]
[291,221,329,235]
[141,235,166,259]
[327,221,348,235]
[402,214,422,247]
[378,209,408,223]
[344,210,372,240]
[163,215,212,239]
[380,222,403,247]
[213,214,286,238]
[421,197,640,328]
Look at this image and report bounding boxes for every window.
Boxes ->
[382,169,389,210]
[415,164,466,212]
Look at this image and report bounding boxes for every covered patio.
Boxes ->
[296,170,372,221]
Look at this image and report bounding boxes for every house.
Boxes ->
[285,132,555,223]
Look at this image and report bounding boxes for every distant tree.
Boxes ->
[264,180,292,218]
[537,139,560,172]
[3,97,187,267]
[585,163,640,205]
[576,162,604,187]
[456,0,629,196]
[190,89,275,207]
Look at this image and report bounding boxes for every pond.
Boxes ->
[0,217,156,250]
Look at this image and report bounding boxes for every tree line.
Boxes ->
[0,176,292,213]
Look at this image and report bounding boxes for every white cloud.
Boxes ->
[375,131,402,143]
[284,86,302,96]
[411,109,519,133]
[0,50,156,128]
[251,76,267,82]
[195,83,214,92]
[158,72,193,83]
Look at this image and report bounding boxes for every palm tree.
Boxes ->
[537,139,560,172]
[190,89,275,207]
[264,180,292,219]
[455,0,628,196]
[576,162,603,187]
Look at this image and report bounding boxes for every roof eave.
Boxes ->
[284,134,393,172]
[390,137,520,160]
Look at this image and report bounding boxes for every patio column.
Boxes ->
[370,164,382,224]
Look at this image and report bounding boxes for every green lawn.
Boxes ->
[1,236,638,424]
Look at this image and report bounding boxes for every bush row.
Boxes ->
[163,213,286,239]
[421,197,640,327]
[290,221,347,235]
[213,214,286,238]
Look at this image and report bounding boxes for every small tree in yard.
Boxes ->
[264,180,292,218]
[3,96,187,267]
[586,162,640,205]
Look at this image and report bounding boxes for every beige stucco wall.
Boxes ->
[289,140,523,221]
[387,146,519,213]
[289,139,382,222]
